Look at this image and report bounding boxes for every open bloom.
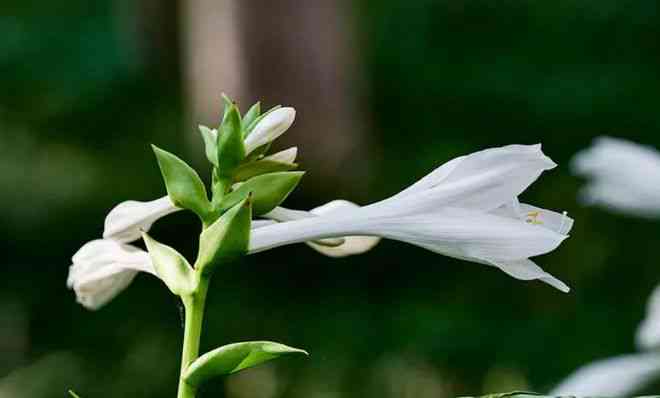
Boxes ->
[572,136,660,217]
[251,144,572,291]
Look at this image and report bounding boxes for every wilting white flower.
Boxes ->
[637,284,660,350]
[550,353,660,395]
[103,196,181,243]
[572,136,660,217]
[265,200,381,257]
[67,239,154,310]
[251,144,573,291]
[244,108,296,154]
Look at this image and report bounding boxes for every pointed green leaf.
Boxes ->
[241,102,261,134]
[217,105,245,178]
[197,196,252,275]
[183,341,307,387]
[142,232,195,296]
[152,145,210,218]
[245,105,281,135]
[219,171,304,215]
[233,159,298,182]
[199,125,219,166]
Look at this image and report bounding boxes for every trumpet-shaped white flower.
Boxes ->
[103,196,181,243]
[637,284,660,350]
[572,136,660,217]
[244,108,296,154]
[251,144,572,291]
[550,353,660,395]
[265,200,381,257]
[67,239,154,310]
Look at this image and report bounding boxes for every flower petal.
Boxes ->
[637,284,660,350]
[491,199,574,235]
[68,239,154,310]
[550,353,660,396]
[264,200,380,257]
[250,206,566,263]
[103,196,180,243]
[244,108,295,154]
[486,258,569,292]
[264,147,298,164]
[375,144,557,213]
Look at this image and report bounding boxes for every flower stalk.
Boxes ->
[177,276,209,398]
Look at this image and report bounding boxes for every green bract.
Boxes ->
[233,158,298,182]
[152,145,210,220]
[217,105,245,178]
[196,196,252,276]
[142,232,195,296]
[219,171,304,215]
[183,341,308,387]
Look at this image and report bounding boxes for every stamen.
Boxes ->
[525,211,543,225]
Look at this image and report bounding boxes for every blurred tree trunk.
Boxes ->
[238,0,373,198]
[182,0,373,199]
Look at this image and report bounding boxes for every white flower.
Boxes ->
[244,108,296,154]
[103,196,181,243]
[250,144,573,291]
[265,200,381,257]
[637,284,660,350]
[572,136,660,217]
[550,353,660,396]
[67,239,154,310]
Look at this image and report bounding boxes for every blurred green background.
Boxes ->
[2,1,660,397]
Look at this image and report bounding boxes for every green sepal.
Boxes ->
[245,105,282,135]
[233,159,298,182]
[183,341,307,387]
[152,145,210,219]
[216,105,245,178]
[197,195,252,276]
[241,102,261,135]
[219,171,304,215]
[142,232,195,296]
[199,125,219,166]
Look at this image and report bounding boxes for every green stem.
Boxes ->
[176,277,209,398]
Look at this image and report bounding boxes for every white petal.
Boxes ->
[550,353,660,396]
[264,147,298,163]
[103,196,180,243]
[250,206,566,263]
[637,284,660,350]
[244,108,296,154]
[265,201,380,257]
[487,258,569,292]
[491,199,574,235]
[68,239,154,310]
[376,144,557,213]
[572,136,660,217]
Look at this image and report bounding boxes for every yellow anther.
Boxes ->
[525,211,543,225]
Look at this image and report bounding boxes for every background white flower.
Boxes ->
[572,136,660,217]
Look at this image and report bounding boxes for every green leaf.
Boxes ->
[152,145,210,219]
[245,105,281,135]
[183,341,307,387]
[221,93,235,124]
[241,102,261,133]
[142,232,195,296]
[219,171,304,215]
[233,159,298,182]
[197,195,251,276]
[217,105,245,178]
[198,125,219,166]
